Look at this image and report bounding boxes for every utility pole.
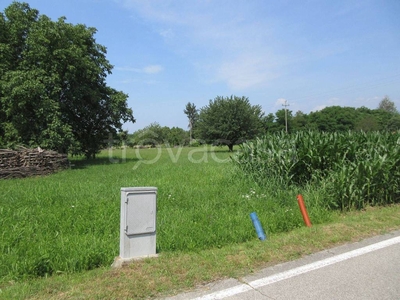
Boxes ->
[282,100,289,133]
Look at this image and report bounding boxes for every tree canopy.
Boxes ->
[0,2,135,158]
[196,95,264,151]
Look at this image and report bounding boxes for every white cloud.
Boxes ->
[116,65,163,74]
[159,28,174,39]
[115,66,142,72]
[311,105,326,112]
[275,98,288,106]
[143,65,163,74]
[217,55,279,90]
[121,78,158,85]
[116,1,359,91]
[116,0,282,89]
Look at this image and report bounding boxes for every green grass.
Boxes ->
[0,144,400,299]
[0,146,332,284]
[1,204,400,300]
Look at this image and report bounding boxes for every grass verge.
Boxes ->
[1,204,399,300]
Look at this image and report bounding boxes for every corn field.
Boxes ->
[232,131,400,210]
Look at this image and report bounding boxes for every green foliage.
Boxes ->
[167,126,189,146]
[291,110,310,132]
[130,122,165,147]
[355,116,380,132]
[307,106,359,132]
[233,131,400,210]
[262,113,275,132]
[129,123,189,147]
[264,98,400,134]
[0,2,134,156]
[196,95,264,151]
[271,108,293,132]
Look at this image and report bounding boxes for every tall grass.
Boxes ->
[0,146,332,283]
[232,131,400,210]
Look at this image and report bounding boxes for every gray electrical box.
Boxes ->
[118,187,157,262]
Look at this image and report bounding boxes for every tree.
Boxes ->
[183,102,198,143]
[378,96,398,114]
[386,115,400,131]
[366,108,396,131]
[166,127,189,146]
[116,130,129,147]
[196,95,264,151]
[130,123,189,147]
[291,110,310,132]
[355,116,380,132]
[308,106,358,132]
[130,122,165,147]
[262,113,275,132]
[0,2,135,157]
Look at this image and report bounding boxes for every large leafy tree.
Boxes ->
[0,2,135,158]
[196,95,264,151]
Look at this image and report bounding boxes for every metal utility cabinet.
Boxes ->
[118,187,157,261]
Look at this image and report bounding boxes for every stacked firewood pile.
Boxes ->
[0,147,69,179]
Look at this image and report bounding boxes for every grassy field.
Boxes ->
[1,144,399,299]
[0,146,331,280]
[1,205,400,299]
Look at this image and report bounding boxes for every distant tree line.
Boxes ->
[180,95,399,151]
[267,96,400,133]
[128,96,399,151]
[124,123,189,147]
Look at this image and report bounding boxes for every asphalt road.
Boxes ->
[163,230,400,300]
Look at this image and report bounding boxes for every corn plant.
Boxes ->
[233,131,400,210]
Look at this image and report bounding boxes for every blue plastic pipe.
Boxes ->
[250,212,266,241]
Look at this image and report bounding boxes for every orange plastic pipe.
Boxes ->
[297,194,312,227]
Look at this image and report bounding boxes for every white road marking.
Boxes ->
[193,235,400,300]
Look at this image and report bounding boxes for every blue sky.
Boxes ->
[2,0,400,132]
